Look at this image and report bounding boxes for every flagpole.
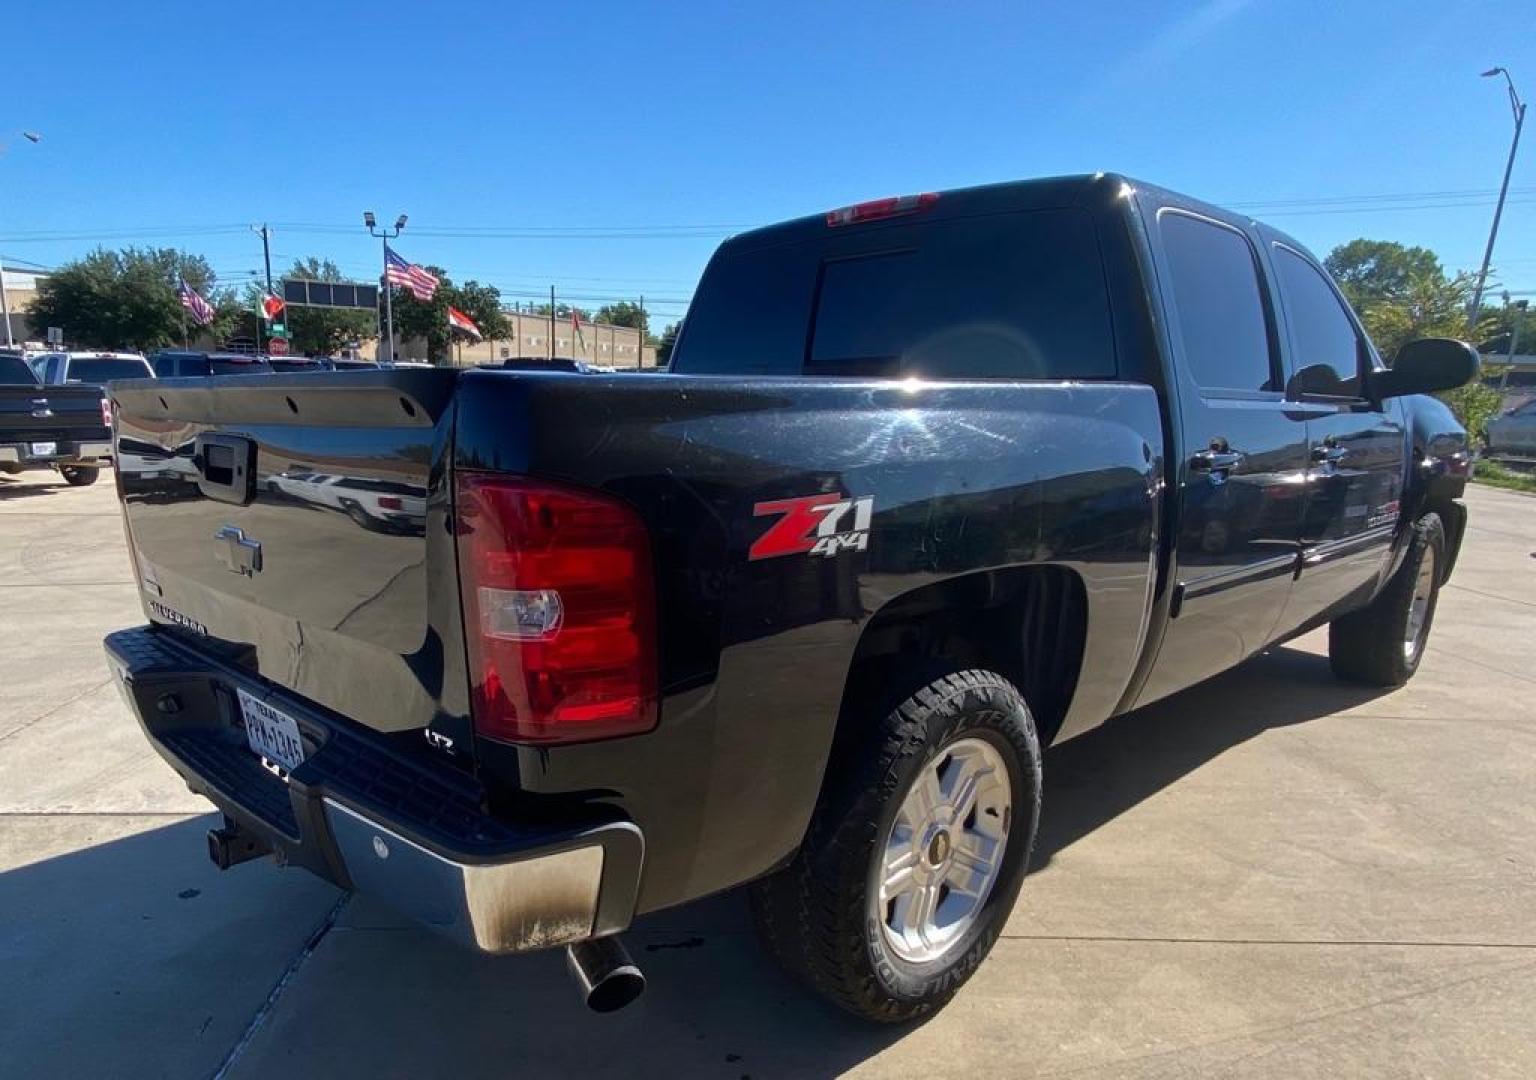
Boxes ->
[383,238,396,363]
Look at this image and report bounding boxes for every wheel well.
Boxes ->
[835,565,1088,749]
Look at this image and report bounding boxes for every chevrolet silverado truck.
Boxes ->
[103,175,1477,1022]
[0,352,113,486]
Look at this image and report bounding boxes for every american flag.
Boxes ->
[177,280,216,326]
[384,245,439,301]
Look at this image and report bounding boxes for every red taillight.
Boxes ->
[377,495,403,511]
[455,473,657,745]
[825,192,938,227]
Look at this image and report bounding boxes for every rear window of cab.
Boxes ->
[672,208,1117,380]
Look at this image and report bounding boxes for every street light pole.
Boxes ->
[1468,67,1526,334]
[364,211,408,362]
[0,131,42,347]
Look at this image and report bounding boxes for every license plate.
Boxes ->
[30,441,57,457]
[237,688,306,772]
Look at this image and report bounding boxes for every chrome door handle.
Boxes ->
[1190,448,1243,473]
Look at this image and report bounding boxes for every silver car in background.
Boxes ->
[1487,399,1536,458]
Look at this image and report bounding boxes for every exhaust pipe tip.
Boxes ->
[566,935,646,1013]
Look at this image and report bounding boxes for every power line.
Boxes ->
[1228,185,1536,209]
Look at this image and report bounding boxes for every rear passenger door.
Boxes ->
[1136,209,1310,707]
[1266,242,1406,633]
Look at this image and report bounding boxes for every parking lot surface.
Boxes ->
[2,472,1533,1079]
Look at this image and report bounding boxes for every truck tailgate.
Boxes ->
[111,370,466,736]
[0,384,108,442]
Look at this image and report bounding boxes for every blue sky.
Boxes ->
[2,0,1533,328]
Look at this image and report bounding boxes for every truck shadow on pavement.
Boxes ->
[0,644,1389,1079]
[1034,642,1391,868]
[0,476,70,499]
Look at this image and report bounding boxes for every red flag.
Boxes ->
[447,305,482,341]
[570,310,585,349]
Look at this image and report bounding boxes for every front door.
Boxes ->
[1135,208,1310,707]
[1265,241,1407,633]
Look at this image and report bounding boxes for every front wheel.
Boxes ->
[750,668,1042,1023]
[59,465,99,487]
[1329,511,1445,686]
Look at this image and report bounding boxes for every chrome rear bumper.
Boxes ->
[105,624,644,954]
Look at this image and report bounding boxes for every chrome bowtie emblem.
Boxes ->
[214,525,263,577]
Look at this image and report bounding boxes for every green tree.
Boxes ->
[1324,239,1444,308]
[655,321,681,365]
[390,269,511,363]
[594,300,647,331]
[29,246,238,350]
[1324,238,1502,443]
[533,301,589,321]
[1475,301,1536,357]
[280,258,376,356]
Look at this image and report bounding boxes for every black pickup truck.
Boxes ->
[103,175,1476,1022]
[0,353,113,486]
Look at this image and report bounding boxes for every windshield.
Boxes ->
[0,356,39,385]
[68,357,151,382]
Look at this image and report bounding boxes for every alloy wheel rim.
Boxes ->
[1404,546,1437,661]
[875,736,1012,964]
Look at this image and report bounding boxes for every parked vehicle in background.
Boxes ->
[148,351,274,377]
[1486,399,1536,459]
[30,351,152,387]
[0,353,112,485]
[495,357,597,373]
[105,175,1478,1023]
[268,356,336,372]
[265,467,427,533]
[329,358,379,371]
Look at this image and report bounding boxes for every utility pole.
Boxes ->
[0,130,42,347]
[549,285,555,362]
[1469,67,1526,334]
[364,211,408,362]
[251,224,273,354]
[637,294,645,370]
[0,261,10,349]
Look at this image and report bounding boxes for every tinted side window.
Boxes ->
[153,356,179,376]
[1158,212,1275,392]
[0,356,37,384]
[671,243,812,376]
[1273,246,1363,397]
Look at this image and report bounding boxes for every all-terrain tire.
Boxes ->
[749,668,1042,1023]
[1329,511,1445,687]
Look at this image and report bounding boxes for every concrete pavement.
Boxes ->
[1,471,1533,1078]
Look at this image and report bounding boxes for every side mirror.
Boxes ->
[1372,338,1480,399]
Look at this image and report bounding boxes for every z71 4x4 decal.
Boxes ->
[749,493,874,561]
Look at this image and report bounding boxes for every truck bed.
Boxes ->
[113,367,1162,910]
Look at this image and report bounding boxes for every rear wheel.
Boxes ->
[750,668,1041,1023]
[59,465,99,487]
[1329,511,1445,686]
